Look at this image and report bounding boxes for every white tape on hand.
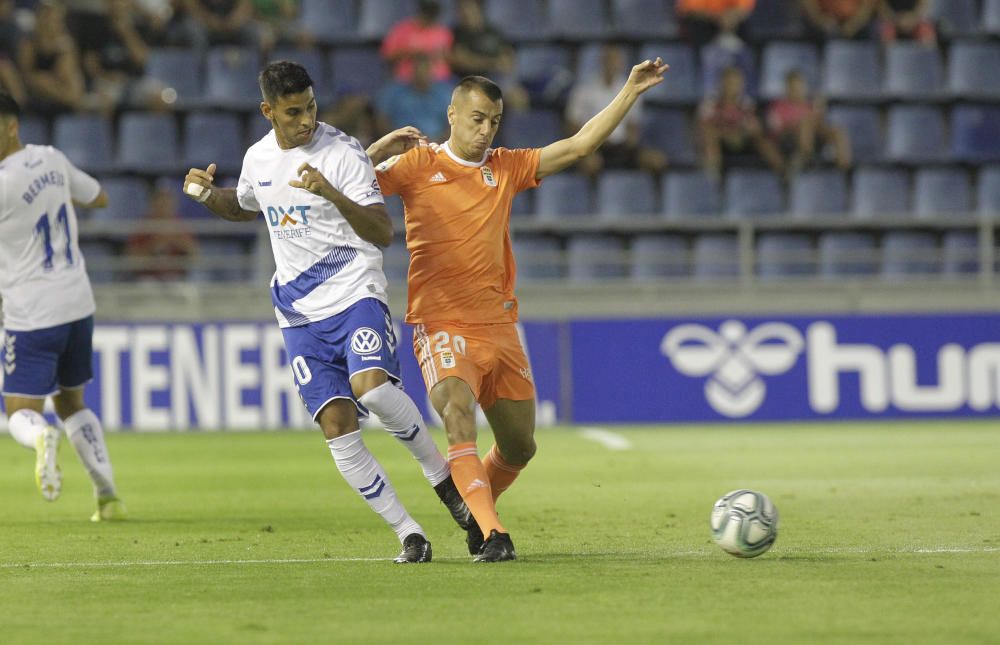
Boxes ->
[185,182,211,203]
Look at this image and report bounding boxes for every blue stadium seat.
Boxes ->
[951,105,1000,163]
[18,115,48,145]
[638,43,699,104]
[298,0,359,44]
[662,172,722,218]
[514,45,573,105]
[725,169,785,218]
[246,113,274,148]
[948,41,1000,99]
[567,235,627,281]
[192,239,250,282]
[53,114,114,173]
[914,168,972,218]
[977,166,1000,218]
[760,42,819,99]
[358,0,416,39]
[511,191,533,219]
[826,106,883,163]
[576,43,637,80]
[852,167,910,218]
[328,47,386,99]
[858,168,911,223]
[822,40,881,100]
[631,235,689,280]
[498,109,561,149]
[756,233,815,279]
[550,0,608,40]
[886,105,947,164]
[79,240,116,284]
[985,0,1000,35]
[117,112,180,174]
[384,194,405,228]
[744,0,804,41]
[928,0,979,38]
[884,42,944,100]
[700,39,756,96]
[881,231,940,277]
[535,173,593,220]
[381,241,410,283]
[692,234,740,279]
[485,0,550,41]
[612,0,679,39]
[514,235,564,280]
[596,171,657,218]
[640,107,697,165]
[91,178,150,221]
[203,47,260,109]
[146,48,202,107]
[942,231,979,275]
[790,170,848,218]
[182,112,245,175]
[818,232,878,277]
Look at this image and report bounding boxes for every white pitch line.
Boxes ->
[579,427,633,451]
[3,546,996,570]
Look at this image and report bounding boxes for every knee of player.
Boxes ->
[506,438,536,466]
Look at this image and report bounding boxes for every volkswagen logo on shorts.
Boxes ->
[351,328,383,355]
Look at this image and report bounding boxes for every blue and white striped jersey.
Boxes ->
[237,123,388,328]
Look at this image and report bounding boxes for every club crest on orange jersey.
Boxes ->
[481,166,497,187]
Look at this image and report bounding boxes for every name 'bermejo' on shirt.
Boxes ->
[237,122,388,328]
[0,145,101,331]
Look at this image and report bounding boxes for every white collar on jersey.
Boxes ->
[443,141,489,168]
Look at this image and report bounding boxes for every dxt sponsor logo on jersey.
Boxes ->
[660,320,804,418]
[266,204,312,240]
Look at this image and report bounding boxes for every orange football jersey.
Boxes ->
[375,143,541,325]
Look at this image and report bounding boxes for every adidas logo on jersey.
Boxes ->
[429,172,447,183]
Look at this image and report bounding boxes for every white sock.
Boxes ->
[63,409,117,499]
[359,382,450,487]
[327,430,423,544]
[8,408,48,450]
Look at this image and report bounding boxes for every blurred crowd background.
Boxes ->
[1,0,998,285]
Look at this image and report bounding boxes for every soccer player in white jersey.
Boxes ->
[0,92,127,521]
[182,61,477,563]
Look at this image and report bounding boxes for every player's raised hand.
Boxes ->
[367,126,428,165]
[183,163,216,203]
[289,162,334,199]
[626,57,669,96]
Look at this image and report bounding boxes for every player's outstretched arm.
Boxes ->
[366,126,427,166]
[536,57,668,180]
[183,163,258,222]
[290,162,394,247]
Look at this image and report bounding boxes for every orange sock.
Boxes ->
[447,442,506,535]
[483,444,524,503]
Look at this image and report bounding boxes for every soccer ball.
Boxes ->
[710,489,779,558]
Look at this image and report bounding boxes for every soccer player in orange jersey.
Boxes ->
[368,59,669,561]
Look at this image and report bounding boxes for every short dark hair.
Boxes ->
[0,91,21,119]
[258,60,314,103]
[454,75,503,103]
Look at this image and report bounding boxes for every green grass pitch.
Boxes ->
[1,421,998,644]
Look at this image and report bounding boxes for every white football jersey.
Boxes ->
[237,123,388,328]
[0,145,100,331]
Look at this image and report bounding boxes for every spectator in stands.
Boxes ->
[677,0,756,47]
[698,66,784,179]
[878,0,936,45]
[135,0,205,48]
[321,94,378,148]
[17,1,86,115]
[184,0,259,48]
[79,0,170,112]
[801,0,878,40]
[252,0,300,51]
[0,0,27,105]
[125,182,198,281]
[376,54,451,142]
[767,69,851,172]
[449,0,527,109]
[380,0,453,83]
[566,45,667,177]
